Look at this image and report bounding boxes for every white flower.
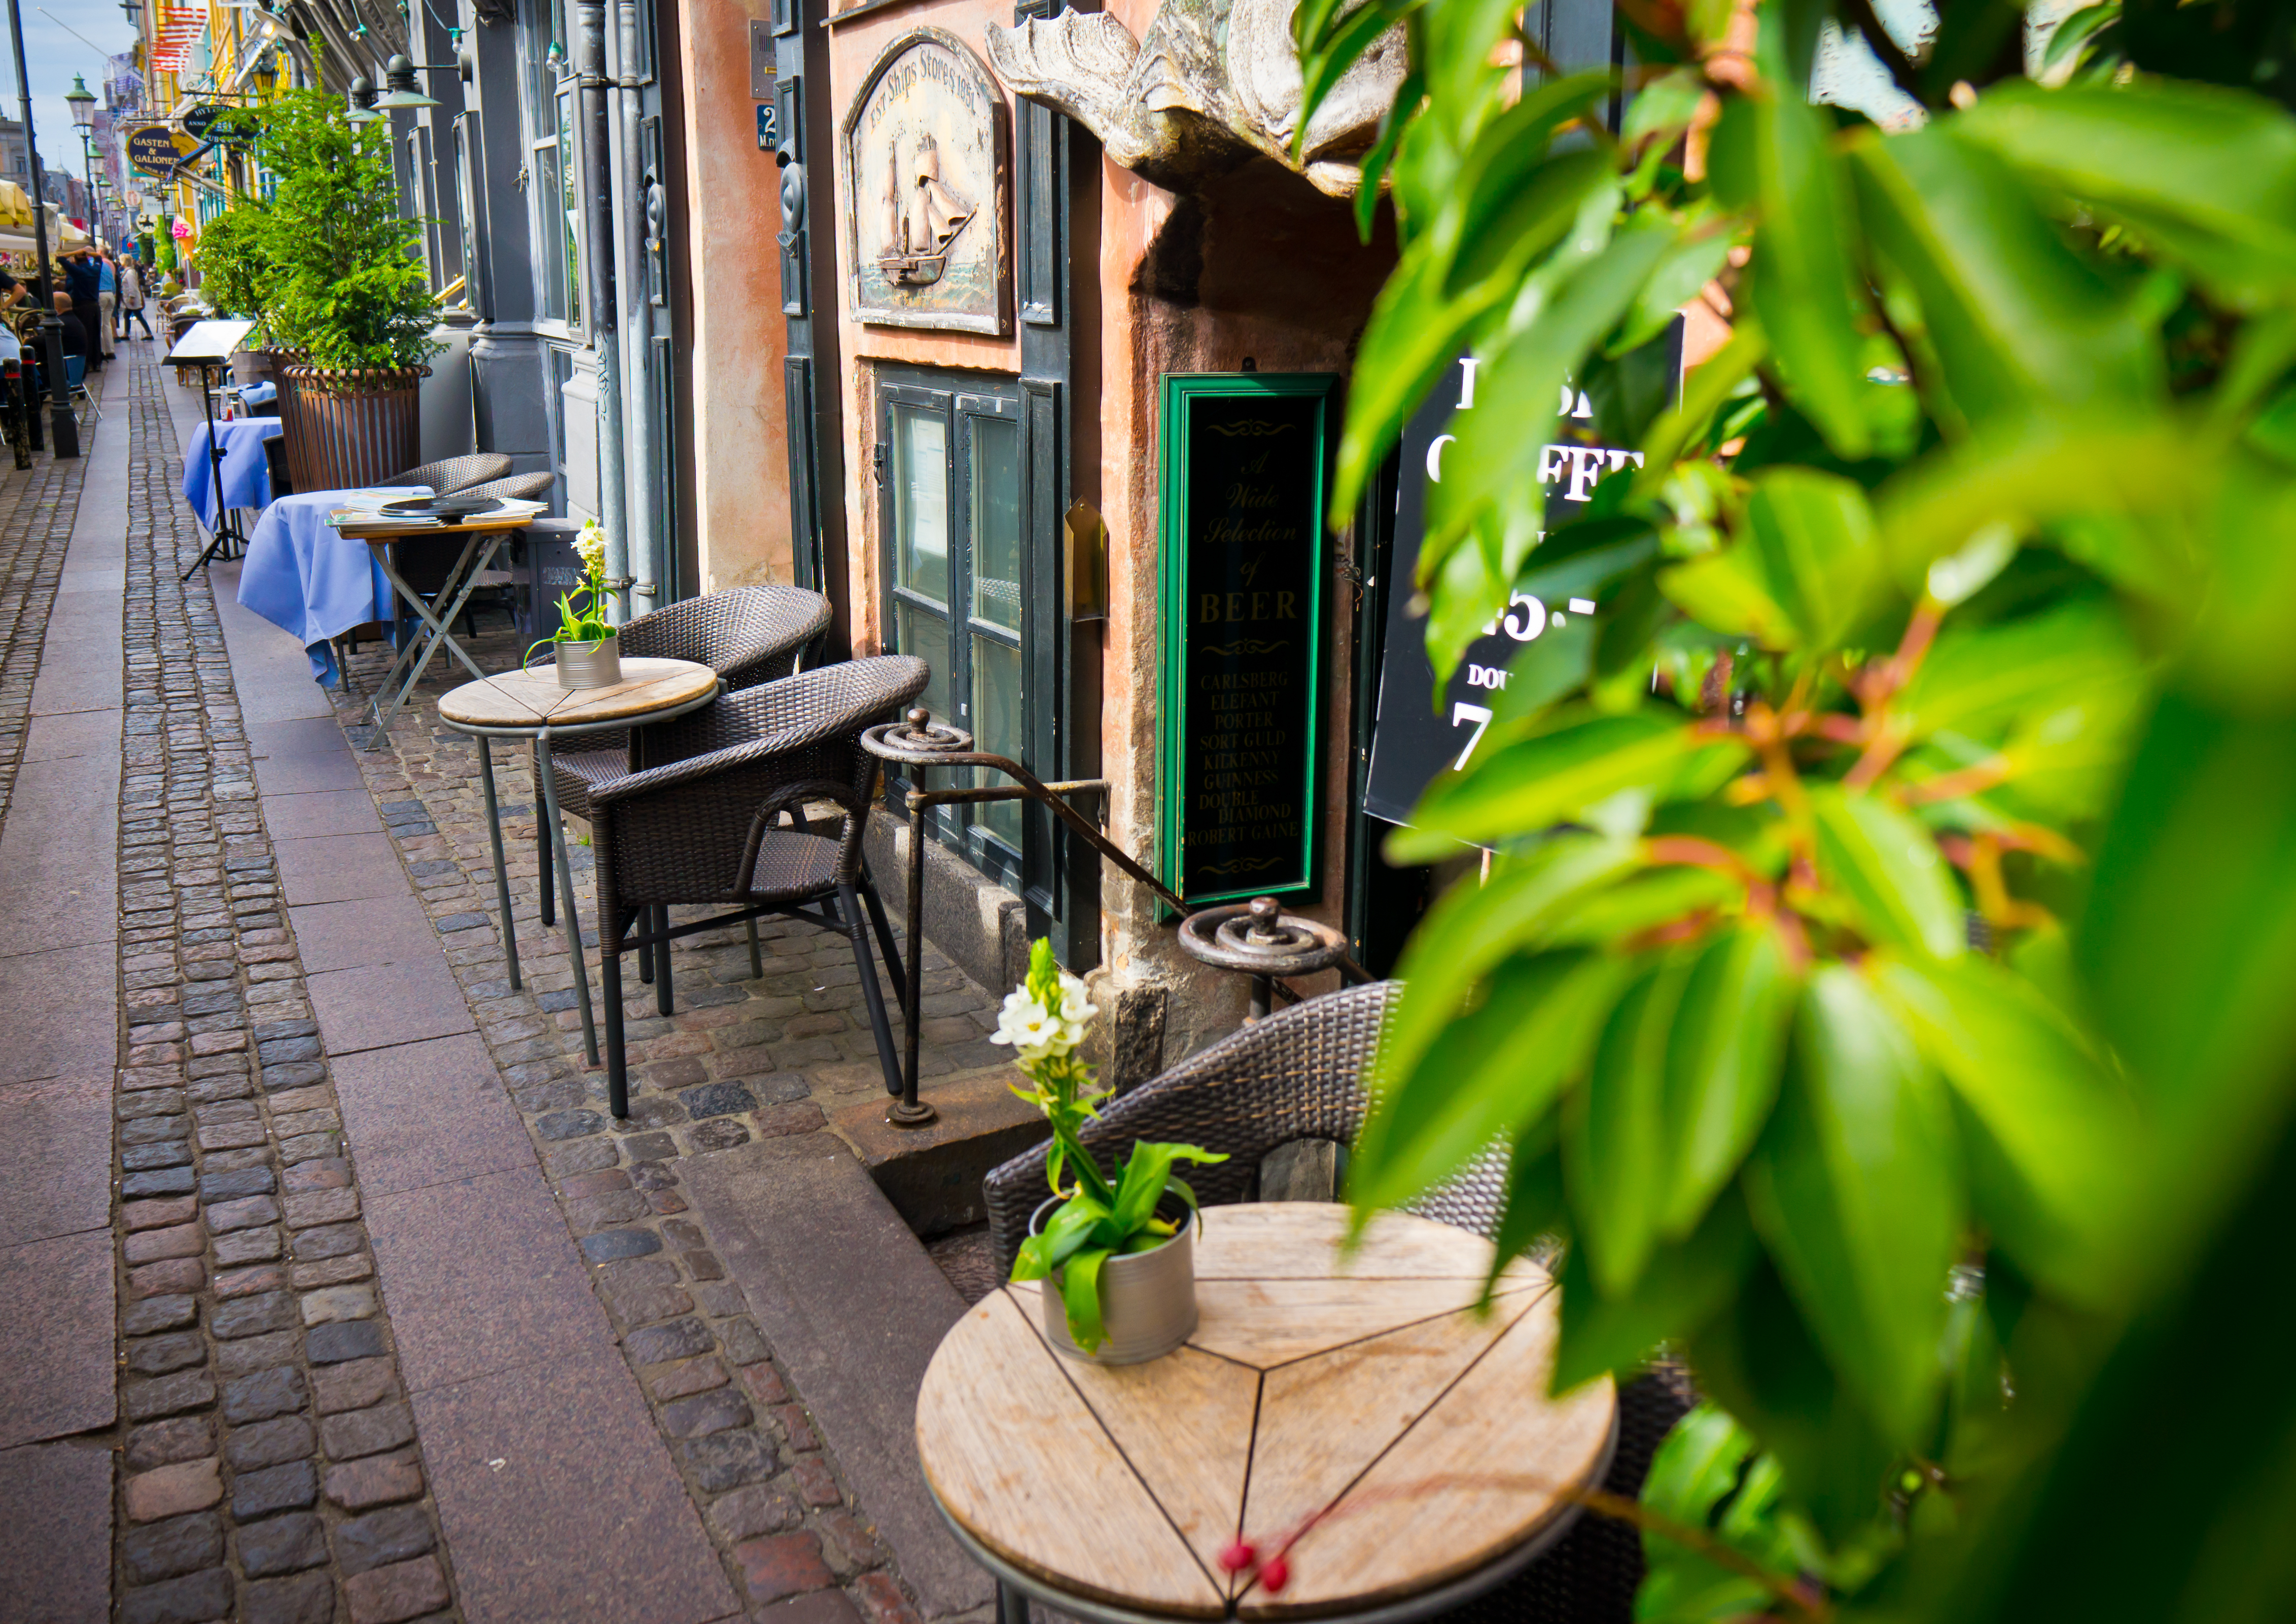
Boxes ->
[1054,971,1098,1026]
[574,519,608,574]
[989,989,1059,1057]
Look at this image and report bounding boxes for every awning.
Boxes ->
[152,0,211,76]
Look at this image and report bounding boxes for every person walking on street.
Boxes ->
[62,251,102,374]
[117,256,152,340]
[96,253,117,363]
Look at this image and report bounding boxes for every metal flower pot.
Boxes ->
[1030,1197,1198,1365]
[554,633,621,689]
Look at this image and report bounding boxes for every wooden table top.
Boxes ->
[437,657,719,731]
[914,1205,1616,1621]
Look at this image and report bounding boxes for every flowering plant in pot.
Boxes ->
[998,940,1225,1362]
[524,520,620,688]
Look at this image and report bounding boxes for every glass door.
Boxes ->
[878,374,1026,891]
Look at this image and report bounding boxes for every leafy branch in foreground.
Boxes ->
[1295,1,2296,1619]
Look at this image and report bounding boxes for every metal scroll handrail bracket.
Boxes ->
[861,709,1372,1129]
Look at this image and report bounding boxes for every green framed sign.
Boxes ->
[1157,373,1335,905]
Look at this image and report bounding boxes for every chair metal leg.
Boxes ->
[745,916,764,979]
[637,914,654,984]
[858,866,907,1022]
[602,911,629,1118]
[996,1580,1029,1624]
[535,740,555,929]
[655,904,675,1017]
[840,882,905,1099]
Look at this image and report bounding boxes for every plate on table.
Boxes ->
[378,495,507,522]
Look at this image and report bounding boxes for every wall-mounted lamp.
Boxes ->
[345,76,381,124]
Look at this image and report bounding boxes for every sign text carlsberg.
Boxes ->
[1361,327,1682,830]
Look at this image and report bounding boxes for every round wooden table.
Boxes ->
[437,658,722,1078]
[915,1204,1617,1624]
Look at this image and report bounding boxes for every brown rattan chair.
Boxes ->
[380,452,512,493]
[578,654,928,1117]
[537,584,835,1002]
[980,981,1694,1624]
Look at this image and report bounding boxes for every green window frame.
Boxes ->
[1156,372,1335,906]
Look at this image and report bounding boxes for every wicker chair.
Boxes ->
[577,654,927,1116]
[980,981,1694,1624]
[380,452,511,493]
[537,584,835,1006]
[454,470,556,503]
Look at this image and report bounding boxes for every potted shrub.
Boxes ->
[525,520,620,688]
[189,200,294,390]
[997,940,1224,1363]
[254,89,441,489]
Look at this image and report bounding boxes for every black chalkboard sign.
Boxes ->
[1363,325,1683,829]
[1158,375,1334,904]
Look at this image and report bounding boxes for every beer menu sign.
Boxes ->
[1158,375,1335,905]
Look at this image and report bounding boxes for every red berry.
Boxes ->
[1260,1557,1290,1593]
[1217,1541,1257,1574]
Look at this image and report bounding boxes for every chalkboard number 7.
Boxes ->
[1451,702,1493,771]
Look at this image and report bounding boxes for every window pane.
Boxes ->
[971,633,1022,851]
[556,92,582,321]
[891,406,948,603]
[532,139,565,323]
[969,416,1021,631]
[895,601,952,725]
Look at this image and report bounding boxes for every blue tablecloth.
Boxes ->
[182,417,286,532]
[237,488,424,684]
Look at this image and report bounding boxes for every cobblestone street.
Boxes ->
[0,344,1025,1622]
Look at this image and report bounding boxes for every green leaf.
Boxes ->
[1895,596,2140,744]
[1553,1188,1758,1394]
[1742,467,1888,649]
[1395,710,1739,860]
[1484,1119,1565,1299]
[1658,546,1801,650]
[1057,1247,1109,1351]
[1380,833,1638,1084]
[1952,80,2296,311]
[1635,1402,1803,1624]
[1566,956,1696,1297]
[1742,966,1960,1448]
[1353,949,1634,1214]
[1661,924,1799,1240]
[1809,785,1968,960]
[1847,123,2163,434]
[1708,80,1873,457]
[1868,953,2137,1304]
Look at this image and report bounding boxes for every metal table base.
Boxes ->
[361,529,513,740]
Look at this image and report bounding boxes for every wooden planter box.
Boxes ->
[279,364,431,492]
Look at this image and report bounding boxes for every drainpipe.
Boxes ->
[608,0,657,610]
[573,0,629,622]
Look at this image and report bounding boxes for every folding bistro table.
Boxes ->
[436,658,723,1071]
[332,502,543,738]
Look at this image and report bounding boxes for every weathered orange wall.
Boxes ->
[675,0,796,591]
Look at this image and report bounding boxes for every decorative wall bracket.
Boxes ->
[983,0,1405,198]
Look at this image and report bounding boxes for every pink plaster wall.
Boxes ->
[675,0,796,591]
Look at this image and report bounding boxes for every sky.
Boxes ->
[0,2,144,185]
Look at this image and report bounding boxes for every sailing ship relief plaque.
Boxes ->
[840,29,1008,334]
[1157,374,1336,905]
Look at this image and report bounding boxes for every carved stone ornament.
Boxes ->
[984,0,1406,197]
[841,29,1011,335]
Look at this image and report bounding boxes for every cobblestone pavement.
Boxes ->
[313,620,1012,1620]
[112,352,461,1623]
[0,438,82,829]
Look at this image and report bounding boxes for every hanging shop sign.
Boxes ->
[840,28,1007,335]
[1361,320,1685,831]
[1158,374,1335,905]
[124,122,199,176]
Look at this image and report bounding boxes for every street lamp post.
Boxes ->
[9,16,81,456]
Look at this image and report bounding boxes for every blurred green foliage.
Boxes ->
[1293,1,2296,1617]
